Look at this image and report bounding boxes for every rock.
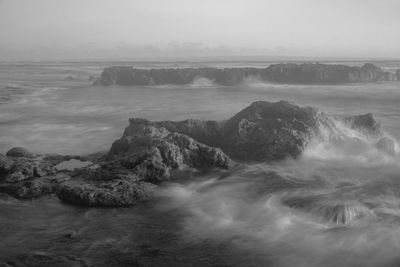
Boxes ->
[95,63,397,86]
[0,152,69,199]
[64,76,74,81]
[0,173,70,199]
[396,69,400,81]
[108,120,232,182]
[217,101,325,161]
[114,101,385,163]
[375,137,397,155]
[6,147,34,158]
[135,101,329,162]
[0,153,13,178]
[344,113,382,136]
[0,100,387,206]
[2,156,56,183]
[4,159,35,183]
[0,178,54,199]
[283,194,374,225]
[57,179,155,207]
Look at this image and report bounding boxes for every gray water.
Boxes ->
[1,61,400,266]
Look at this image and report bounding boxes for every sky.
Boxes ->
[0,0,400,60]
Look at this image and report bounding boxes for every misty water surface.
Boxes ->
[1,61,400,266]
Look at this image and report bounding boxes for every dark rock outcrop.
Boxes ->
[113,101,383,162]
[0,151,69,199]
[108,119,232,182]
[0,153,13,177]
[57,179,155,207]
[396,70,400,81]
[121,101,329,162]
[0,175,64,199]
[344,113,382,136]
[95,63,398,86]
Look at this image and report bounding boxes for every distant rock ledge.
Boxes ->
[0,101,388,207]
[94,63,399,86]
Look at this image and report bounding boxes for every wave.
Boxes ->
[305,115,399,163]
[152,112,400,266]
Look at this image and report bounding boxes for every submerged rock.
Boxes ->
[375,137,397,155]
[283,194,374,225]
[95,63,398,86]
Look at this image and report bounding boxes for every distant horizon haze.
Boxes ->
[1,0,400,61]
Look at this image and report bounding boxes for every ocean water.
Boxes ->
[1,61,400,266]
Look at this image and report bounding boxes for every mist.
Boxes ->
[157,120,400,267]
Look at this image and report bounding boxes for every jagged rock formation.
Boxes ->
[95,63,398,86]
[116,101,385,163]
[0,101,385,207]
[108,119,232,181]
[0,149,76,199]
[131,101,330,161]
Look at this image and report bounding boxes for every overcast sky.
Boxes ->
[1,0,400,60]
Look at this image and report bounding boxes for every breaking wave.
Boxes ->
[189,77,216,88]
[156,115,400,267]
[307,115,399,163]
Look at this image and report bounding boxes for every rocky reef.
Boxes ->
[0,101,385,207]
[95,63,399,86]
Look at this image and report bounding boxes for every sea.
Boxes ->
[1,60,400,266]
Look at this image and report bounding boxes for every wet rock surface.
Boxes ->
[57,179,155,207]
[95,63,398,86]
[141,101,334,161]
[344,113,383,136]
[0,101,385,207]
[109,119,232,181]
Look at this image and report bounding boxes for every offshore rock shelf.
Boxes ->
[95,63,399,86]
